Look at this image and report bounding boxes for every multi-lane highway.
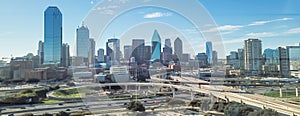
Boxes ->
[2,71,300,115]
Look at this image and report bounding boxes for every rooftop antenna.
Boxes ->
[82,21,85,27]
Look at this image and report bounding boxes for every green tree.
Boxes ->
[224,101,254,116]
[56,111,70,116]
[189,99,202,108]
[126,101,145,112]
[247,109,279,116]
[211,101,228,112]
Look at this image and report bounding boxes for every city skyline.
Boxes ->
[1,0,300,59]
[1,1,300,116]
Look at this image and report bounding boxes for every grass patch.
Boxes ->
[43,99,63,104]
[264,89,300,98]
[53,88,84,98]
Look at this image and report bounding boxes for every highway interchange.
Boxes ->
[1,71,300,115]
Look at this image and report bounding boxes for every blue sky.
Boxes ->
[0,0,300,60]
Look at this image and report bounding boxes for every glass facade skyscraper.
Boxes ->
[97,48,105,63]
[61,43,70,67]
[244,39,262,75]
[38,41,44,64]
[238,48,245,70]
[106,38,120,65]
[287,45,300,70]
[206,41,213,65]
[279,47,290,76]
[151,30,161,62]
[132,39,145,65]
[88,38,95,67]
[263,48,279,65]
[163,39,172,64]
[76,24,90,58]
[124,45,132,60]
[44,6,62,64]
[174,37,183,61]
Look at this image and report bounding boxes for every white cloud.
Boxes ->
[284,27,300,34]
[100,10,115,15]
[246,32,276,37]
[249,18,293,26]
[203,25,243,33]
[94,5,120,15]
[96,5,120,10]
[143,12,172,19]
[218,25,244,31]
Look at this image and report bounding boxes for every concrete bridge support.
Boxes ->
[138,85,141,91]
[190,89,194,100]
[296,87,298,97]
[172,87,175,98]
[279,87,283,98]
[125,85,128,91]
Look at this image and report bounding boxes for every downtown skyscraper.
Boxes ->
[163,38,172,64]
[206,41,213,65]
[132,39,145,65]
[174,37,183,61]
[106,38,120,65]
[43,6,62,64]
[76,23,90,58]
[151,30,161,62]
[97,48,105,63]
[37,41,44,65]
[88,38,95,67]
[244,39,263,75]
[124,45,132,60]
[61,43,70,67]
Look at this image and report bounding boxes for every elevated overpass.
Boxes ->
[75,82,300,115]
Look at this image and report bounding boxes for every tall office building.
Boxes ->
[132,39,145,65]
[263,48,280,76]
[124,45,132,60]
[106,38,120,64]
[151,30,162,62]
[182,53,190,62]
[97,48,105,63]
[206,41,213,65]
[44,6,62,64]
[165,39,171,48]
[287,45,300,71]
[61,43,70,67]
[163,39,172,64]
[144,45,152,63]
[263,48,279,65]
[227,51,239,69]
[174,37,183,61]
[238,48,245,70]
[196,53,208,68]
[279,47,290,76]
[37,41,44,65]
[76,23,89,58]
[88,38,95,67]
[212,50,218,65]
[244,39,263,75]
